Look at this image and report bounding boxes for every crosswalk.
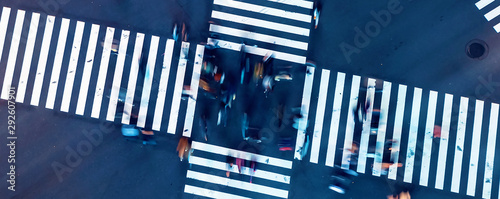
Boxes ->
[207,0,313,64]
[0,7,204,137]
[475,0,500,32]
[295,68,500,198]
[184,141,292,199]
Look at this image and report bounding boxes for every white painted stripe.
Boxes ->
[325,72,345,167]
[72,23,98,114]
[192,141,293,169]
[403,87,422,183]
[167,42,190,134]
[466,100,484,197]
[476,0,494,10]
[211,11,310,36]
[186,170,288,198]
[419,90,438,187]
[435,93,453,190]
[61,21,86,113]
[310,69,330,164]
[372,81,391,176]
[451,97,469,193]
[208,38,306,65]
[267,0,314,9]
[485,5,500,21]
[294,66,315,160]
[493,23,500,33]
[182,45,204,137]
[16,12,40,103]
[210,24,308,51]
[189,156,290,184]
[45,18,70,109]
[91,27,114,118]
[121,33,144,124]
[152,39,175,131]
[214,0,312,22]
[482,103,498,199]
[184,185,251,199]
[341,75,361,170]
[31,15,55,106]
[0,7,11,63]
[357,78,376,173]
[106,30,130,121]
[137,36,159,128]
[1,10,25,100]
[388,85,407,180]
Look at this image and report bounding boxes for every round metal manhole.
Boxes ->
[466,39,488,60]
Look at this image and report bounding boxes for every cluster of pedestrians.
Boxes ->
[225,155,258,183]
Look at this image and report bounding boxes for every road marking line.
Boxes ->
[482,103,498,199]
[214,0,311,22]
[182,45,204,137]
[403,87,422,183]
[210,24,308,50]
[192,141,293,169]
[357,78,376,173]
[294,66,315,160]
[152,39,175,131]
[106,30,130,121]
[476,0,494,10]
[373,81,392,176]
[16,12,39,103]
[167,42,190,134]
[121,33,144,124]
[341,75,361,169]
[310,69,329,164]
[91,27,114,118]
[450,97,469,193]
[189,156,290,184]
[388,84,407,180]
[325,72,345,167]
[211,11,310,36]
[485,5,500,21]
[267,0,314,9]
[184,185,252,199]
[466,100,484,197]
[31,15,55,106]
[64,21,88,113]
[0,7,11,64]
[45,18,70,109]
[493,23,500,33]
[137,35,159,128]
[1,10,24,100]
[419,90,438,187]
[186,170,289,198]
[435,93,453,190]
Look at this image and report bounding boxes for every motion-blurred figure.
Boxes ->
[177,137,192,161]
[329,166,358,194]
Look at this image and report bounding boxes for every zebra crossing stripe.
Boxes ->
[476,0,494,10]
[62,21,86,113]
[91,27,115,118]
[341,75,361,170]
[0,7,11,64]
[357,78,376,173]
[182,44,204,137]
[388,84,407,180]
[184,185,252,199]
[482,103,498,198]
[122,33,144,124]
[209,24,308,51]
[325,72,345,167]
[494,23,500,33]
[214,0,312,23]
[46,18,70,109]
[467,100,484,197]
[403,87,422,183]
[137,36,160,128]
[152,39,175,131]
[167,42,190,134]
[16,12,40,103]
[186,170,289,198]
[485,5,500,21]
[267,0,314,9]
[310,69,329,164]
[435,93,453,190]
[451,97,469,193]
[1,10,24,100]
[294,65,315,160]
[31,15,55,106]
[419,90,438,186]
[106,30,130,121]
[373,81,391,176]
[211,11,310,36]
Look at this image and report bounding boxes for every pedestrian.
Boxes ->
[176,137,190,161]
[141,129,156,145]
[249,160,257,183]
[199,115,208,141]
[328,166,358,194]
[236,158,244,174]
[263,75,274,94]
[226,155,235,177]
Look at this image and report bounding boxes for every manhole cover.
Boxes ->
[466,39,488,60]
